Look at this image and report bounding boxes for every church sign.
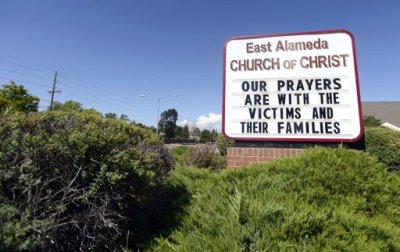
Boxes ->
[222,30,363,142]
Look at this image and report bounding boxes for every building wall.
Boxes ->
[227,147,304,169]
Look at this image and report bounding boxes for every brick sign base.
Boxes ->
[227,147,304,169]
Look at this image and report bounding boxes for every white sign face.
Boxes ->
[223,30,363,142]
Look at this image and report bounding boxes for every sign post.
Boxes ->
[223,30,363,168]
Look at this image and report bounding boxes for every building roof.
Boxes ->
[362,101,400,127]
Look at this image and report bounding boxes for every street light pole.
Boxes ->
[141,94,178,135]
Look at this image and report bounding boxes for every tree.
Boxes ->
[190,124,200,140]
[175,126,184,139]
[200,129,218,143]
[52,100,83,112]
[175,124,190,140]
[120,113,129,121]
[0,81,39,113]
[105,112,117,119]
[182,124,190,139]
[158,109,178,139]
[211,129,218,141]
[200,129,211,143]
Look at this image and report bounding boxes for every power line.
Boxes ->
[0,51,56,73]
[0,76,49,88]
[0,58,53,75]
[60,88,153,118]
[0,55,155,111]
[60,89,153,119]
[0,54,158,121]
[57,76,152,113]
[0,67,53,81]
[58,74,150,110]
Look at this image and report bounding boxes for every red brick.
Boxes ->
[234,161,244,167]
[243,148,252,156]
[275,148,281,157]
[262,148,268,156]
[243,156,258,162]
[283,148,288,157]
[229,155,242,161]
[254,148,260,156]
[259,156,273,162]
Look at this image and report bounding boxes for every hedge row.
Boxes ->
[0,110,173,251]
[154,148,400,251]
[365,127,400,173]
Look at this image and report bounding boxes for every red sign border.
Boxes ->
[222,29,364,143]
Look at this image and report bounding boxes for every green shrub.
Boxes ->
[183,144,226,171]
[153,148,400,251]
[365,127,400,173]
[171,145,190,166]
[363,115,381,127]
[216,133,234,156]
[0,110,173,250]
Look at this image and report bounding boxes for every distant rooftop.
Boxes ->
[362,101,400,127]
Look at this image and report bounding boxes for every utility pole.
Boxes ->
[48,71,60,109]
[140,94,178,135]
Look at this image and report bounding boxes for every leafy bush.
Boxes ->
[153,148,400,251]
[171,145,190,167]
[365,127,400,173]
[216,133,234,156]
[363,115,381,127]
[0,109,173,251]
[183,144,226,171]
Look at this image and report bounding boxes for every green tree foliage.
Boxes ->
[175,125,191,140]
[182,124,190,139]
[0,82,39,113]
[365,127,400,173]
[175,126,184,139]
[159,109,178,139]
[199,129,211,143]
[154,148,400,251]
[199,129,218,143]
[51,100,84,111]
[216,133,235,156]
[0,109,173,250]
[363,115,382,127]
[104,112,118,119]
[120,113,129,121]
